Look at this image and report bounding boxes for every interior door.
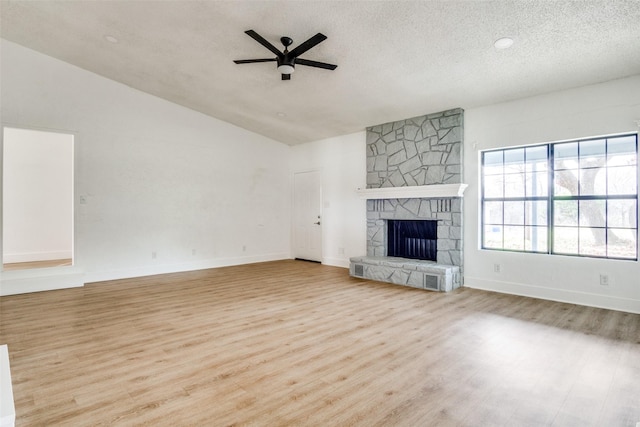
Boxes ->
[293,170,322,262]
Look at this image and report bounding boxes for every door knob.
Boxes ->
[314,221,321,225]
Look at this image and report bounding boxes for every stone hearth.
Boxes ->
[350,256,460,291]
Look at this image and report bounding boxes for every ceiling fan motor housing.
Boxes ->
[278,37,295,72]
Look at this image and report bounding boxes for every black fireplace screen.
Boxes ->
[387,220,437,261]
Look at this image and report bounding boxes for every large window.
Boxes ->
[481,134,638,260]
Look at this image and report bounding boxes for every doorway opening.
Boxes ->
[2,127,74,271]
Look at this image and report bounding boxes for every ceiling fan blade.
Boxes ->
[245,30,283,58]
[288,33,327,58]
[234,58,277,64]
[295,58,337,70]
[281,73,291,81]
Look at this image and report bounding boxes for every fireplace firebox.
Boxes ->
[387,220,438,261]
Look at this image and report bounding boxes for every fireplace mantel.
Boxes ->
[356,183,468,200]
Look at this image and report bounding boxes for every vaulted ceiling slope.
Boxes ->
[2,1,640,145]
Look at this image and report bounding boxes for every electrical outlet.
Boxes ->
[599,274,609,286]
[338,247,345,255]
[493,263,501,273]
[192,249,196,256]
[242,245,247,252]
[152,251,157,259]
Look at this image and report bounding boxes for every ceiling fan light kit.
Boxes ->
[234,30,337,80]
[278,64,295,75]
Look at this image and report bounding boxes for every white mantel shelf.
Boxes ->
[356,183,468,200]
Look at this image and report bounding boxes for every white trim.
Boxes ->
[83,253,290,284]
[0,345,15,427]
[464,276,640,314]
[356,183,468,199]
[0,267,84,296]
[0,254,292,295]
[322,257,350,268]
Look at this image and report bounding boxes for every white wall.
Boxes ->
[2,38,637,312]
[3,128,74,263]
[291,132,367,268]
[0,39,291,294]
[293,76,640,312]
[464,76,640,313]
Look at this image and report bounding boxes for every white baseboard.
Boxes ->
[83,253,291,284]
[3,250,72,264]
[0,267,84,296]
[464,276,640,314]
[1,254,291,295]
[322,257,350,269]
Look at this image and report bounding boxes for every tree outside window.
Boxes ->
[481,134,637,260]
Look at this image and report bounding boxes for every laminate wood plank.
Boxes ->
[1,260,639,426]
[2,259,72,271]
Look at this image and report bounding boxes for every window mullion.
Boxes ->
[548,143,554,255]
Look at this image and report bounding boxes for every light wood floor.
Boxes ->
[3,259,73,271]
[1,260,638,426]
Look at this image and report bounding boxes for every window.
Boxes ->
[481,134,638,260]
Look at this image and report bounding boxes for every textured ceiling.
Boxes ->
[2,0,640,145]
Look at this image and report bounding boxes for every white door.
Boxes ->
[293,170,322,262]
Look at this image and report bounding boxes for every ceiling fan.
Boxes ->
[234,30,337,80]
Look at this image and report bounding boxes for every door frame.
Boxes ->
[0,123,84,295]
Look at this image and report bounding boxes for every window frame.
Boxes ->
[481,133,638,261]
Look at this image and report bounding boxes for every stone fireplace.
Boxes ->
[367,197,462,266]
[350,108,465,291]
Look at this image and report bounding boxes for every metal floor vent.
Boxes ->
[354,264,364,277]
[424,274,439,290]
